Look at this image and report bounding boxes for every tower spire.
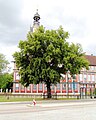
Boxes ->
[30,9,40,32]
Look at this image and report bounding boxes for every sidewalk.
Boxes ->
[0,99,96,107]
[41,100,96,107]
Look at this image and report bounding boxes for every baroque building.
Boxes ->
[12,11,96,97]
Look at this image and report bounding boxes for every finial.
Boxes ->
[36,9,38,13]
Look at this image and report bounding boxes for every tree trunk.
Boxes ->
[47,82,51,98]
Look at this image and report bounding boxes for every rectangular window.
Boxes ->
[44,85,47,91]
[84,74,87,82]
[62,83,66,90]
[33,84,37,91]
[68,84,72,89]
[91,66,94,71]
[56,83,60,90]
[39,84,43,91]
[95,75,96,81]
[95,66,96,70]
[88,74,90,81]
[92,74,95,81]
[73,81,75,90]
[75,84,78,90]
[73,82,78,90]
[15,83,19,90]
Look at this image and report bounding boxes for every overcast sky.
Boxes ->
[0,0,96,70]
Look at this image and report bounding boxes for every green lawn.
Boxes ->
[0,95,78,102]
[0,96,43,102]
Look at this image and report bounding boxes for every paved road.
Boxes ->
[0,99,96,120]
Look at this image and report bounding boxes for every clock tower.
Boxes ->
[30,9,40,32]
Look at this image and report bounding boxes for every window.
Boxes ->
[15,83,19,90]
[44,85,47,91]
[75,84,78,90]
[91,66,94,71]
[92,74,95,81]
[73,81,75,90]
[56,83,60,90]
[33,85,37,91]
[88,74,90,81]
[84,74,87,81]
[68,84,72,89]
[39,84,43,91]
[94,66,96,70]
[62,83,66,90]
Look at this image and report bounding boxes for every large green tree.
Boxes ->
[0,53,9,74]
[13,26,89,98]
[0,53,12,91]
[0,73,13,92]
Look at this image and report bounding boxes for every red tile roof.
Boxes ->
[85,55,96,66]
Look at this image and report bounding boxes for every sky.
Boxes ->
[0,0,96,71]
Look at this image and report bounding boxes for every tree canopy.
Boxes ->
[0,73,13,92]
[0,53,12,92]
[13,26,89,98]
[0,53,9,74]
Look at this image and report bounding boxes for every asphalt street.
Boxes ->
[0,99,96,120]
